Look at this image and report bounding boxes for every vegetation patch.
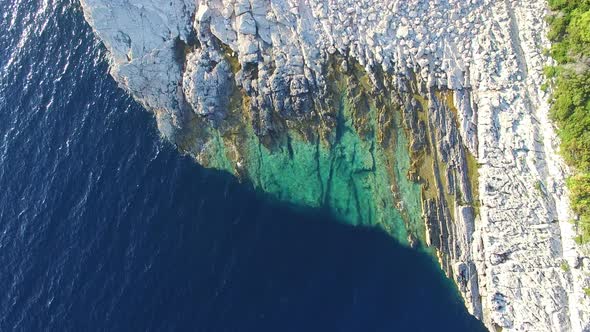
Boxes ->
[561,260,570,272]
[546,0,590,242]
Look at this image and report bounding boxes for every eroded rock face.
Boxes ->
[182,48,233,117]
[79,0,590,330]
[80,0,195,123]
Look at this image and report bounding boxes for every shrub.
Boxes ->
[546,0,590,243]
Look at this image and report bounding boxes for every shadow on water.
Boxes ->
[66,158,487,332]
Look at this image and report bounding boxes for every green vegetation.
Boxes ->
[584,287,590,297]
[546,0,590,242]
[534,180,544,195]
[561,260,571,272]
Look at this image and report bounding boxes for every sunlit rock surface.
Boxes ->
[80,0,590,330]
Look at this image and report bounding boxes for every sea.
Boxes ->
[0,0,486,331]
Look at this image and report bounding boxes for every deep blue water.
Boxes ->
[0,0,486,331]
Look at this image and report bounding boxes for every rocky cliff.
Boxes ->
[79,0,590,330]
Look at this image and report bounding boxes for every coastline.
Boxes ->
[79,0,590,329]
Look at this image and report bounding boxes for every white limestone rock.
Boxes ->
[80,0,196,138]
[182,49,232,116]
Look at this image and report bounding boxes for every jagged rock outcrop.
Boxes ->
[182,48,233,117]
[79,0,590,330]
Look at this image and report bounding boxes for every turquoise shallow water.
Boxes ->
[0,0,486,330]
[204,90,425,245]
